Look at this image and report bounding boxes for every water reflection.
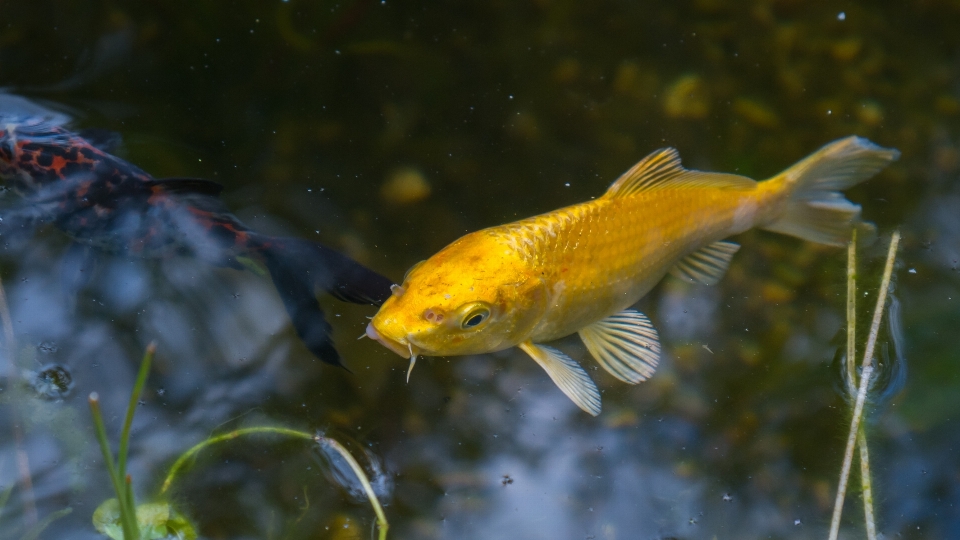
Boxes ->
[0,1,959,539]
[0,94,393,366]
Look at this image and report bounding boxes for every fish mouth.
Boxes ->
[365,322,423,382]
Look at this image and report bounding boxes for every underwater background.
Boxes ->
[1,0,959,538]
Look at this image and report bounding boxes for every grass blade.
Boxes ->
[317,436,390,540]
[0,275,37,526]
[859,428,877,540]
[860,230,900,370]
[846,230,857,393]
[88,393,123,509]
[828,365,874,540]
[0,481,14,527]
[159,426,390,539]
[89,392,139,540]
[830,230,900,539]
[160,426,314,494]
[117,343,155,482]
[19,507,72,540]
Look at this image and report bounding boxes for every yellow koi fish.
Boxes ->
[366,137,899,415]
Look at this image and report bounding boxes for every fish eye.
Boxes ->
[460,308,490,329]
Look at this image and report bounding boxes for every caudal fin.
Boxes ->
[762,136,899,246]
[255,236,394,367]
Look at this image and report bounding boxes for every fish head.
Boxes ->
[367,232,546,378]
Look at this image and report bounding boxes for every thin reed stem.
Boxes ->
[831,231,900,539]
[117,343,155,486]
[858,428,877,540]
[0,480,13,532]
[853,229,900,538]
[861,230,900,370]
[318,436,390,540]
[828,365,874,540]
[19,507,72,540]
[0,276,37,525]
[159,426,315,494]
[89,392,139,540]
[159,426,390,539]
[0,278,16,373]
[846,230,857,393]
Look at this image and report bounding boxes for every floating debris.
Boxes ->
[380,167,431,205]
[733,97,780,128]
[663,74,710,119]
[27,364,74,399]
[857,100,884,127]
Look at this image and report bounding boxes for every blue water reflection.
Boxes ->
[1,1,959,539]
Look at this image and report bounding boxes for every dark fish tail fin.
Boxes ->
[252,235,393,367]
[761,136,899,246]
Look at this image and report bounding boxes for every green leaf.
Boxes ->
[93,499,197,540]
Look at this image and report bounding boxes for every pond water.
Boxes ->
[1,1,958,539]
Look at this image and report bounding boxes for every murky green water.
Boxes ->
[1,1,958,538]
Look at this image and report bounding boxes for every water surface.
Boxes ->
[1,1,958,538]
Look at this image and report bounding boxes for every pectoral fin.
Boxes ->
[669,240,740,285]
[578,309,661,384]
[518,341,601,416]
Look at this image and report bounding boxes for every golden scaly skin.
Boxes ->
[367,170,781,359]
[365,136,898,404]
[508,180,783,342]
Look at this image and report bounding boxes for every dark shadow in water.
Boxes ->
[0,2,959,538]
[0,93,394,367]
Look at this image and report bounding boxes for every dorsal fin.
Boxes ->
[77,128,123,154]
[149,177,224,197]
[604,147,756,198]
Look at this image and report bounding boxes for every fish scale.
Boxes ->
[494,184,756,342]
[368,137,900,415]
[0,93,393,367]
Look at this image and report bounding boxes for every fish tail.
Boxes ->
[250,234,393,367]
[760,136,899,246]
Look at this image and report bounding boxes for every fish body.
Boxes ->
[367,137,899,415]
[0,109,249,260]
[0,95,393,366]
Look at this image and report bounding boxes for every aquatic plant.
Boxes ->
[0,275,75,540]
[86,342,388,539]
[159,426,390,540]
[828,230,900,540]
[88,343,174,540]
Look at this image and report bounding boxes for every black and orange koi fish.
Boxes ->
[0,94,392,367]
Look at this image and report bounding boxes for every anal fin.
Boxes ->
[578,309,661,384]
[669,240,740,286]
[518,341,601,416]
